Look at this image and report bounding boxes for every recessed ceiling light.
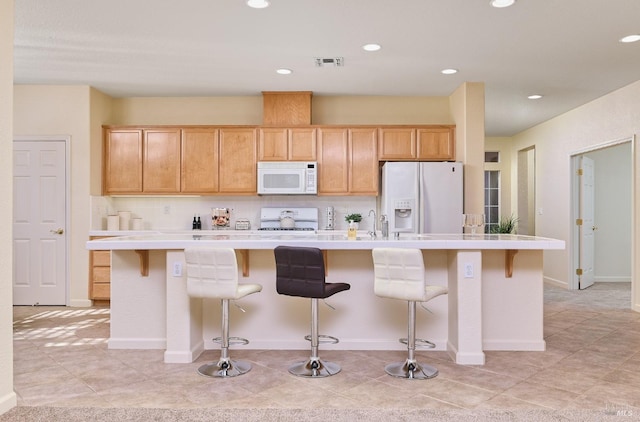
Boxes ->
[246,0,270,9]
[362,44,381,52]
[490,0,516,8]
[620,34,640,43]
[528,94,543,100]
[441,68,458,75]
[276,68,292,75]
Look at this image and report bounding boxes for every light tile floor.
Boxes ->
[12,283,640,414]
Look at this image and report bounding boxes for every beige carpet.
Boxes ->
[0,406,632,421]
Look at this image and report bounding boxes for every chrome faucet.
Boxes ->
[368,209,377,237]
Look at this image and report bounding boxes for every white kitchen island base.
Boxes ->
[98,234,560,366]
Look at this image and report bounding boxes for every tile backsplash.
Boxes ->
[91,195,378,232]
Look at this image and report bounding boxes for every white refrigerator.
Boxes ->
[381,162,463,234]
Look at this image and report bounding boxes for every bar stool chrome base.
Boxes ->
[198,358,252,378]
[288,357,341,378]
[385,359,438,379]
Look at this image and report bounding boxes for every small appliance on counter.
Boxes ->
[211,207,231,229]
[235,218,251,230]
[325,206,335,230]
[258,207,318,232]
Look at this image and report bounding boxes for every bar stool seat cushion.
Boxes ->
[275,246,350,299]
[185,248,262,300]
[372,248,447,302]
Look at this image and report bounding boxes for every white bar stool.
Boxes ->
[185,247,262,378]
[372,248,448,379]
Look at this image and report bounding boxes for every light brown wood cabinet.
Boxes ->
[258,127,316,161]
[349,128,379,195]
[317,127,378,195]
[181,128,219,194]
[104,126,258,195]
[103,129,143,194]
[89,237,111,300]
[219,128,257,194]
[143,129,181,193]
[378,126,455,161]
[416,127,455,160]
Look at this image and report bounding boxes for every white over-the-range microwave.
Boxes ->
[257,161,317,195]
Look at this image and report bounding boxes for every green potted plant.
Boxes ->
[344,213,362,223]
[490,214,519,234]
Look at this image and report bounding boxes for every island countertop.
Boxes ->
[86,231,564,251]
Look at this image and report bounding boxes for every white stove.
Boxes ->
[258,207,319,232]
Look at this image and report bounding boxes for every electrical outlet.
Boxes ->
[164,205,171,215]
[172,262,182,277]
[464,263,474,278]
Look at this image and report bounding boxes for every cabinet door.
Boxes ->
[417,128,455,160]
[289,128,317,161]
[378,128,416,160]
[181,128,219,193]
[317,128,349,194]
[143,129,181,193]
[219,128,257,194]
[258,128,288,161]
[103,129,143,194]
[349,128,379,195]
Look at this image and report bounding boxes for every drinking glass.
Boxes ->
[463,214,485,234]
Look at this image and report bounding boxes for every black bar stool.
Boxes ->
[274,246,351,378]
[372,248,448,379]
[185,247,262,378]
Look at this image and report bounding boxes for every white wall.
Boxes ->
[0,0,16,415]
[511,80,640,310]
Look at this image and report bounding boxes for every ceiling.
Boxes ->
[13,0,640,136]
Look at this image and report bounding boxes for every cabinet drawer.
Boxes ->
[92,283,110,300]
[92,266,111,283]
[92,250,111,267]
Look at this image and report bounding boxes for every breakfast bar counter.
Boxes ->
[87,232,564,366]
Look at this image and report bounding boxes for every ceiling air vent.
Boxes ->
[314,57,344,67]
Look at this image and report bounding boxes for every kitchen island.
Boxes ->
[86,232,564,365]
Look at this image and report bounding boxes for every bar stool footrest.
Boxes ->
[399,337,435,349]
[212,336,250,346]
[304,334,339,344]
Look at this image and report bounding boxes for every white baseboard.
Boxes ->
[204,339,448,351]
[108,338,166,349]
[0,391,17,415]
[483,339,546,351]
[446,341,485,365]
[594,276,632,283]
[544,277,567,288]
[69,299,93,307]
[164,341,205,363]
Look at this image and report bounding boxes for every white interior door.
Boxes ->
[13,140,67,305]
[578,155,595,289]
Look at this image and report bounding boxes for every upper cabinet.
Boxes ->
[143,129,181,193]
[219,128,258,194]
[103,126,258,195]
[258,128,317,161]
[378,126,455,161]
[181,128,219,194]
[317,127,378,196]
[103,129,143,194]
[103,124,453,196]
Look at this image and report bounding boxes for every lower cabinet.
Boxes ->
[89,237,111,300]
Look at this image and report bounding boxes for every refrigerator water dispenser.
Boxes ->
[393,199,414,232]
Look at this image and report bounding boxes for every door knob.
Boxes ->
[50,228,64,235]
